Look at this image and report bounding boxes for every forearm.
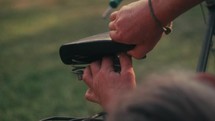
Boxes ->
[151,0,204,26]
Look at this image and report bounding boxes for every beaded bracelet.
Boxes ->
[148,0,172,35]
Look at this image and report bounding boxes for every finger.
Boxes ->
[118,53,132,72]
[90,60,101,77]
[85,88,100,103]
[109,21,115,31]
[101,57,113,72]
[110,11,118,21]
[127,45,148,59]
[109,30,120,42]
[83,66,93,88]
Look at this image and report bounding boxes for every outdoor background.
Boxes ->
[0,0,214,121]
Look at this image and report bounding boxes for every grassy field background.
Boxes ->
[0,0,214,120]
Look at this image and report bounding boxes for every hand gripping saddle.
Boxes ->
[59,32,135,80]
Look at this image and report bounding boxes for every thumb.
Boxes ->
[85,88,100,104]
[127,44,149,59]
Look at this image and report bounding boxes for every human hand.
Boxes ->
[109,0,163,59]
[82,53,136,112]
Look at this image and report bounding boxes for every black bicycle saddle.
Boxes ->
[59,32,135,80]
[59,32,134,65]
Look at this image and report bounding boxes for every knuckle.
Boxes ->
[82,73,88,81]
[121,5,128,11]
[100,69,106,75]
[125,70,134,76]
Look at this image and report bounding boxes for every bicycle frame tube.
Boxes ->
[197,3,215,72]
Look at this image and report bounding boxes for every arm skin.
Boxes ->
[82,53,136,112]
[109,0,204,59]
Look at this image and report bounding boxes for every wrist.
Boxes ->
[148,0,172,34]
[149,0,203,27]
[101,96,118,113]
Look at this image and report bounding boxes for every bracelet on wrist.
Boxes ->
[148,0,172,35]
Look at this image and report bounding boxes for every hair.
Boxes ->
[107,70,215,121]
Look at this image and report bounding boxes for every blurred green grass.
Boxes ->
[0,0,214,121]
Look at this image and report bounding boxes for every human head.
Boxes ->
[107,71,215,121]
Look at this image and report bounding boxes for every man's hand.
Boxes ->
[83,53,136,112]
[109,0,163,59]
